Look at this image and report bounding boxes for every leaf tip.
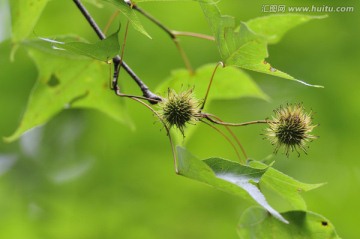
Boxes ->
[269,209,289,224]
[315,182,327,188]
[295,79,324,88]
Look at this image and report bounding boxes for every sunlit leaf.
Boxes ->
[199,2,323,87]
[101,0,151,38]
[10,0,49,43]
[248,160,325,210]
[39,28,121,62]
[4,43,133,142]
[177,147,288,223]
[237,207,341,239]
[246,14,327,44]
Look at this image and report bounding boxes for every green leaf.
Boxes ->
[22,36,90,58]
[4,44,133,142]
[199,3,323,87]
[177,147,288,223]
[237,207,341,239]
[246,14,327,44]
[156,64,268,105]
[100,0,151,38]
[39,28,121,62]
[248,160,325,210]
[10,0,49,43]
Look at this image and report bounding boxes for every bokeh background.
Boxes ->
[0,0,359,238]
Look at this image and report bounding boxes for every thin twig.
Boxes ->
[201,61,224,110]
[172,31,215,41]
[73,0,161,104]
[112,20,130,93]
[132,4,174,39]
[173,39,193,74]
[73,0,105,39]
[117,93,162,103]
[130,97,178,173]
[204,114,269,126]
[103,10,120,35]
[204,114,248,160]
[201,120,242,163]
[223,125,248,160]
[132,5,194,73]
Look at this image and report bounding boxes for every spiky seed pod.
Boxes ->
[265,103,318,157]
[159,89,201,136]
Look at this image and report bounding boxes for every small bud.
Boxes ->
[265,103,317,157]
[159,89,201,136]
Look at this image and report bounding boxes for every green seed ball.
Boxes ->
[159,89,201,136]
[265,103,317,157]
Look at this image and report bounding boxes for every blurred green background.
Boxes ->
[1,0,359,238]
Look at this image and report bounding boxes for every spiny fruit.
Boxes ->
[159,89,201,136]
[265,103,317,157]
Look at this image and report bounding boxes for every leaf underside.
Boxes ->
[177,147,288,223]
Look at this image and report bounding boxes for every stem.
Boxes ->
[130,97,178,173]
[204,114,269,126]
[201,62,224,110]
[73,0,161,104]
[173,39,193,74]
[117,93,162,103]
[204,114,248,159]
[103,10,120,35]
[132,5,174,39]
[201,120,243,163]
[73,0,105,38]
[224,125,247,160]
[172,31,215,41]
[132,5,194,73]
[112,20,130,92]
